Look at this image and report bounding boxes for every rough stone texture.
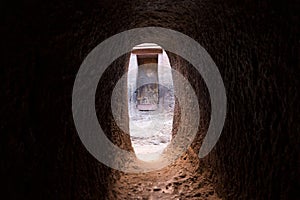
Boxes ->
[168,52,211,153]
[2,0,299,199]
[108,149,220,200]
[96,54,133,152]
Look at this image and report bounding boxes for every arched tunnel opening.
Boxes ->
[2,0,299,200]
[97,40,215,198]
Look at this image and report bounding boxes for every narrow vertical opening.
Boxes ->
[128,43,175,162]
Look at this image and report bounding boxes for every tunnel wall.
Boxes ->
[190,1,300,199]
[167,52,211,153]
[2,0,299,199]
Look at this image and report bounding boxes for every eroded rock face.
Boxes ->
[2,0,299,199]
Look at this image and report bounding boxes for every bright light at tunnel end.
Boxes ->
[72,27,227,173]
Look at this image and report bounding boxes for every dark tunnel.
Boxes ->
[1,0,299,199]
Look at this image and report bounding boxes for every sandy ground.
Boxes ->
[108,149,221,200]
